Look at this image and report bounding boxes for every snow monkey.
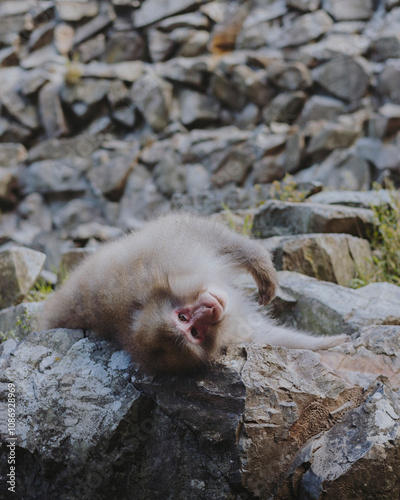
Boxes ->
[40,213,347,373]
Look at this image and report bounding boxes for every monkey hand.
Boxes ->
[256,278,278,306]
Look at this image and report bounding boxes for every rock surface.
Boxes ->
[1,325,399,499]
[263,233,373,285]
[273,271,400,335]
[252,200,374,238]
[0,247,45,309]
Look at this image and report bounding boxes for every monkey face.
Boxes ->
[171,290,227,345]
[124,288,228,373]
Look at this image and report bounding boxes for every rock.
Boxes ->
[274,271,400,335]
[275,378,400,498]
[0,247,46,309]
[70,223,123,243]
[297,95,345,124]
[232,65,273,107]
[185,163,211,193]
[212,145,256,187]
[179,89,220,127]
[172,184,272,216]
[0,1,32,17]
[378,58,400,104]
[263,233,373,285]
[280,10,334,47]
[60,78,110,120]
[20,69,48,97]
[56,1,99,21]
[0,167,20,209]
[0,118,31,144]
[1,325,400,498]
[88,147,139,201]
[0,16,24,47]
[321,0,373,21]
[28,135,102,163]
[38,82,69,138]
[0,46,18,67]
[286,0,320,11]
[134,0,203,27]
[284,131,305,173]
[22,158,90,195]
[131,72,172,132]
[153,151,187,197]
[73,8,115,46]
[300,32,370,61]
[235,102,259,129]
[308,189,397,208]
[31,231,74,272]
[355,137,400,172]
[117,165,169,229]
[318,325,400,388]
[312,55,370,101]
[267,61,312,90]
[296,150,371,191]
[148,28,176,62]
[54,23,75,56]
[0,143,27,168]
[77,33,106,63]
[250,127,287,157]
[1,89,40,131]
[178,126,250,167]
[158,11,210,31]
[0,302,42,340]
[103,31,145,63]
[254,152,286,183]
[252,200,374,238]
[307,123,360,154]
[78,60,144,82]
[28,20,56,52]
[52,199,104,232]
[156,57,208,87]
[107,79,131,111]
[263,91,307,124]
[58,248,96,283]
[376,102,400,136]
[179,29,210,57]
[371,34,400,61]
[17,193,52,233]
[211,68,247,111]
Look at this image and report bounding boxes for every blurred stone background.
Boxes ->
[0,0,399,272]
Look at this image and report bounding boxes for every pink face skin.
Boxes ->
[172,290,227,345]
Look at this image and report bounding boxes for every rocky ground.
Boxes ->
[0,0,400,499]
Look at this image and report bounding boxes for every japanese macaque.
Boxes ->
[40,213,347,373]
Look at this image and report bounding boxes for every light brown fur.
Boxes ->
[40,213,347,373]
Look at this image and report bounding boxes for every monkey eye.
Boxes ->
[190,328,199,339]
[178,313,188,322]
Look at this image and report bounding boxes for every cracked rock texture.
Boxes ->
[1,326,400,499]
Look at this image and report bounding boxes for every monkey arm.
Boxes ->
[215,231,278,305]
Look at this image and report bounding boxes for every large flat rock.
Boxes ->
[252,200,374,238]
[1,326,399,499]
[273,271,400,335]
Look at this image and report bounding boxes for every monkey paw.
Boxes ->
[257,281,277,306]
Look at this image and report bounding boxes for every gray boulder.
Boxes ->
[312,55,370,101]
[263,233,373,286]
[273,271,400,335]
[252,200,374,238]
[0,247,46,309]
[1,324,399,499]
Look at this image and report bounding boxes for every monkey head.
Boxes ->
[122,287,229,374]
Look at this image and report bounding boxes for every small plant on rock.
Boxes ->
[351,183,400,287]
[270,174,308,203]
